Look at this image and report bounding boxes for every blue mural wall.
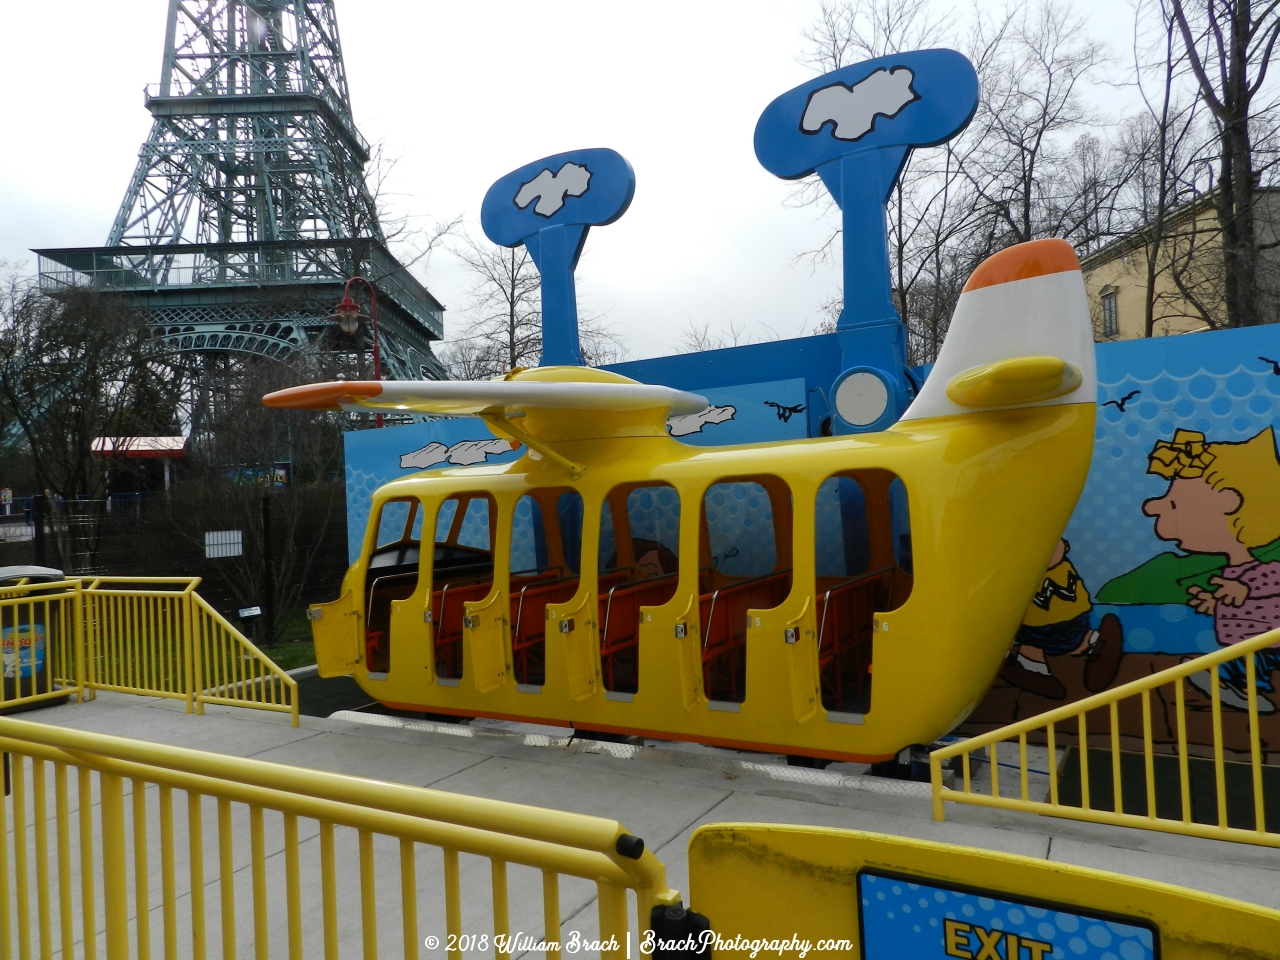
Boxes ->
[344,418,522,564]
[1069,326,1280,656]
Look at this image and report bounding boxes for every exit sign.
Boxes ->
[858,871,1156,960]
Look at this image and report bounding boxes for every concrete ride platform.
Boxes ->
[14,688,1280,956]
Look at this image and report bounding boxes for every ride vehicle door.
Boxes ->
[365,497,429,679]
[308,591,361,677]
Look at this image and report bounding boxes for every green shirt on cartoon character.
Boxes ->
[1143,427,1280,713]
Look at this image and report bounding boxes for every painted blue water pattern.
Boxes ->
[859,873,1155,960]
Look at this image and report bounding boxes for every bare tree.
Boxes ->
[800,0,957,71]
[445,238,543,376]
[1168,0,1280,327]
[177,347,348,642]
[1113,1,1221,334]
[0,272,181,501]
[440,235,624,377]
[676,320,752,353]
[962,1,1112,247]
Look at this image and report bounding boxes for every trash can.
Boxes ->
[0,565,67,712]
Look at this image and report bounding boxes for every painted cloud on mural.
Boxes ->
[400,438,514,470]
[667,404,737,437]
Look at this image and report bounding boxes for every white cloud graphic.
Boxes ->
[514,162,592,217]
[801,67,918,141]
[666,404,737,437]
[400,438,514,470]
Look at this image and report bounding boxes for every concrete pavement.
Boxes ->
[7,691,1280,958]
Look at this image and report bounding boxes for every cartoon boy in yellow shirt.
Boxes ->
[1001,538,1123,699]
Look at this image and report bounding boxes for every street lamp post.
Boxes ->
[329,276,383,428]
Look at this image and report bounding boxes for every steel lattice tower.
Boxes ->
[36,0,445,399]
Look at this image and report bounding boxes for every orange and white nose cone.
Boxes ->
[901,238,1096,421]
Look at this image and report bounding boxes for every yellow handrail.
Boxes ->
[931,624,1280,847]
[0,577,299,724]
[191,593,299,725]
[0,715,679,960]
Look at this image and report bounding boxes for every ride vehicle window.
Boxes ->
[430,492,496,681]
[558,491,585,575]
[890,477,913,576]
[811,470,913,715]
[815,476,871,579]
[597,483,682,695]
[509,489,584,688]
[365,497,424,674]
[511,496,548,576]
[698,476,793,704]
[434,498,459,540]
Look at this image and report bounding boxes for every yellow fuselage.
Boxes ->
[313,401,1094,761]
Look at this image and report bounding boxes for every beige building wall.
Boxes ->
[1082,202,1222,342]
[1082,251,1212,341]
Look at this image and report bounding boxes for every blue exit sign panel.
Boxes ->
[858,872,1157,960]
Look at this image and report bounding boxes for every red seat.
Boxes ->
[815,569,891,712]
[700,571,792,703]
[509,575,582,686]
[507,569,630,687]
[431,579,494,680]
[598,574,680,693]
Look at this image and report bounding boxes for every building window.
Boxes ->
[1102,291,1119,337]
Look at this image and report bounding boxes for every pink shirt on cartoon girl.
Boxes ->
[1215,560,1280,645]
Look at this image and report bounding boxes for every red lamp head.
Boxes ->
[331,294,362,334]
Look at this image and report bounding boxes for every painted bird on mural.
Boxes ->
[764,401,806,423]
[1102,389,1140,413]
[1259,356,1280,375]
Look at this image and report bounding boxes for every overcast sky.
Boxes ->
[0,0,1144,361]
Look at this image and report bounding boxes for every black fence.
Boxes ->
[0,486,349,644]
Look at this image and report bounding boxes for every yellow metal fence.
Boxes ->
[931,625,1280,847]
[0,715,679,960]
[0,577,297,726]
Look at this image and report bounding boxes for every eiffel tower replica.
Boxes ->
[35,0,445,420]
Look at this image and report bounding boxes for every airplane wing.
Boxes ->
[262,379,709,418]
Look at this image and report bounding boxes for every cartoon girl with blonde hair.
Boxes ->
[1143,427,1280,711]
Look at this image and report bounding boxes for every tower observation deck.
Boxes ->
[35,0,444,382]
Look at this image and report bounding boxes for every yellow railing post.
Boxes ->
[491,860,510,960]
[74,580,86,703]
[930,751,945,821]
[78,767,98,960]
[132,777,151,960]
[400,840,419,960]
[32,760,52,958]
[185,582,199,716]
[542,870,562,960]
[283,814,303,960]
[100,772,130,960]
[12,755,31,960]
[597,881,629,959]
[0,749,11,960]
[360,829,379,960]
[189,792,207,960]
[444,848,462,960]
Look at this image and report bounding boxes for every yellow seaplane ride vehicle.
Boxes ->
[266,238,1096,763]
